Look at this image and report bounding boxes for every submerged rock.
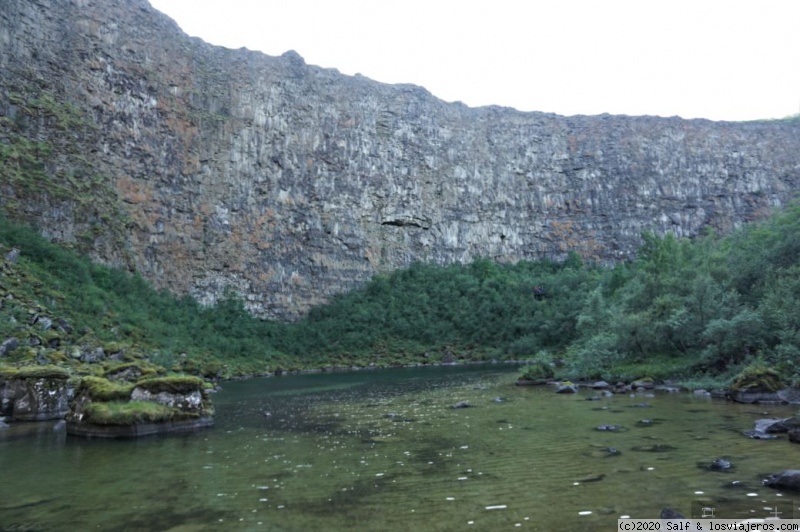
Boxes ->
[584,446,621,458]
[631,444,676,452]
[710,458,732,471]
[742,429,778,440]
[722,480,748,489]
[452,401,472,409]
[660,508,685,519]
[596,424,623,432]
[699,458,733,471]
[753,417,800,434]
[764,470,800,491]
[576,473,606,483]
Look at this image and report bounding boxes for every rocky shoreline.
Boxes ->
[1,369,214,438]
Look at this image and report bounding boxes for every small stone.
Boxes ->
[708,458,733,471]
[660,508,685,519]
[0,337,19,357]
[4,248,19,263]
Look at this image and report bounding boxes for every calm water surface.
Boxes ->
[0,364,798,531]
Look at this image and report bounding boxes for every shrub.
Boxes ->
[730,364,785,392]
[518,362,554,382]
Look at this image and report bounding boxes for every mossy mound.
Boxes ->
[78,376,134,401]
[82,400,179,426]
[518,362,555,382]
[134,375,205,395]
[0,365,70,380]
[730,365,785,393]
[103,362,158,382]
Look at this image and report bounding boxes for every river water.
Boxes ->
[0,364,797,531]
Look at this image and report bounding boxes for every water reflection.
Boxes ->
[0,364,797,531]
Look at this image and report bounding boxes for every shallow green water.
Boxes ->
[1,365,798,531]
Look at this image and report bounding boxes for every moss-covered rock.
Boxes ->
[14,365,70,380]
[731,365,784,393]
[76,376,134,401]
[0,365,71,420]
[102,362,157,382]
[729,365,788,404]
[82,400,178,426]
[516,362,555,385]
[66,374,213,438]
[134,375,205,395]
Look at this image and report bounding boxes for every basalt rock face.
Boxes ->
[0,375,71,422]
[2,1,800,320]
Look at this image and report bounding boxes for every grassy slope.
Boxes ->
[2,201,800,389]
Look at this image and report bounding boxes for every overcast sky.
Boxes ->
[148,0,800,122]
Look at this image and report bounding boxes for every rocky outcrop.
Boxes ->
[0,367,71,421]
[2,0,800,320]
[727,367,791,404]
[66,375,213,438]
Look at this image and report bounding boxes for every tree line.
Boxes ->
[2,201,799,383]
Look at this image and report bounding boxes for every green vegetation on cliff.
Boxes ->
[2,201,800,386]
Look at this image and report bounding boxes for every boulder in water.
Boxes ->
[764,470,800,491]
[742,429,778,440]
[754,417,800,434]
[555,382,578,394]
[596,424,622,432]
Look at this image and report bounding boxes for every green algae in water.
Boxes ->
[1,365,799,531]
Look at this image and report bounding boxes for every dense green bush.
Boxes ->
[3,200,800,383]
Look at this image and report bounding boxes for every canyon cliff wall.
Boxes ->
[1,0,799,319]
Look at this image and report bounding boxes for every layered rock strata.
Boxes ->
[1,0,799,319]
